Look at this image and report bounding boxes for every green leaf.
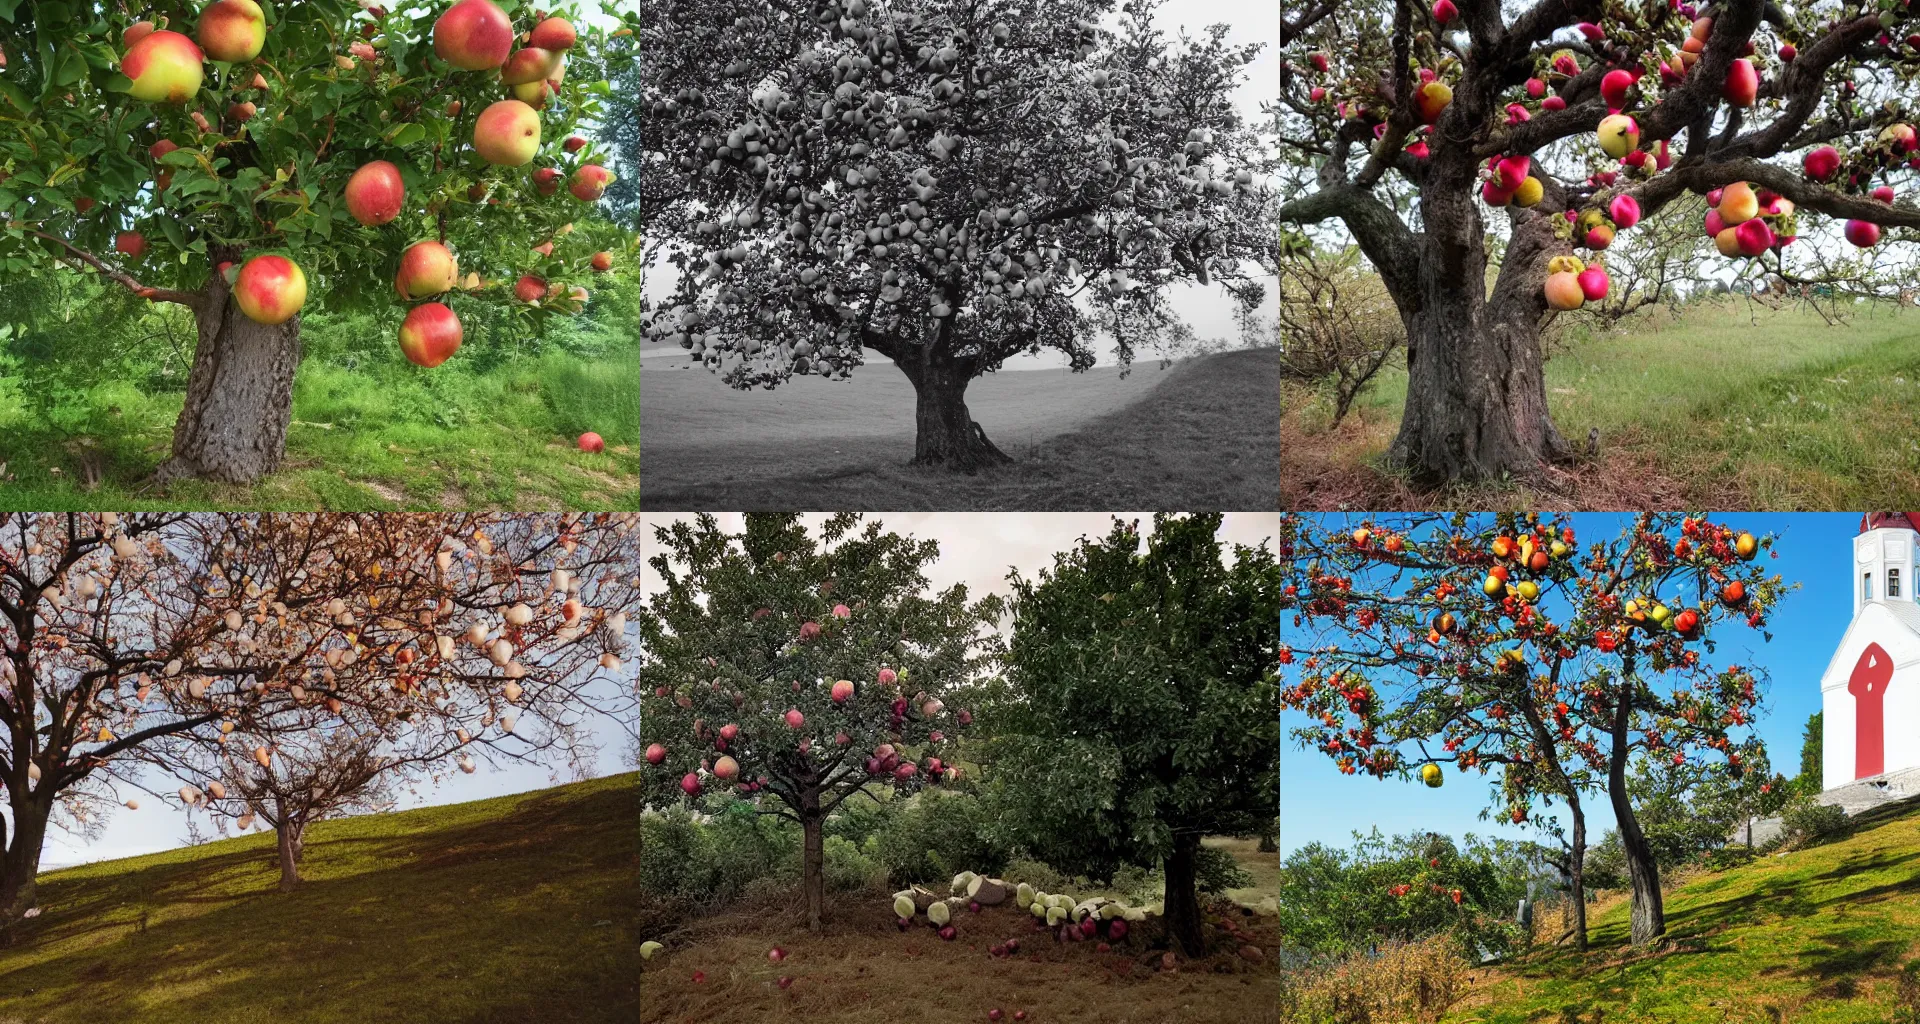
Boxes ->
[0,0,23,22]
[0,82,31,115]
[103,73,133,94]
[53,46,86,87]
[160,150,202,168]
[386,123,426,148]
[157,215,188,252]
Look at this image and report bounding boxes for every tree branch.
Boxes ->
[23,229,198,307]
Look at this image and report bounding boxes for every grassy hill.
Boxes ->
[642,347,1279,510]
[1448,796,1920,1023]
[1284,299,1920,509]
[0,773,637,1024]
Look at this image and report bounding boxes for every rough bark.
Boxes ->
[886,337,1011,472]
[1162,832,1205,958]
[800,790,824,933]
[157,275,302,485]
[0,789,50,946]
[1609,666,1665,944]
[1565,792,1589,952]
[1387,184,1571,487]
[274,816,306,892]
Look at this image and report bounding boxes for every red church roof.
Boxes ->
[1861,513,1920,533]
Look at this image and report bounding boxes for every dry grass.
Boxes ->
[1280,935,1481,1024]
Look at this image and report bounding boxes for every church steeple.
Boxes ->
[1855,515,1919,615]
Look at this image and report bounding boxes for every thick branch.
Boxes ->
[25,229,198,307]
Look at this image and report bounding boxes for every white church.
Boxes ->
[1818,512,1920,810]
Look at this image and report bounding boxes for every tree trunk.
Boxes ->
[891,349,1010,472]
[800,789,824,933]
[0,790,51,946]
[274,818,306,892]
[1387,180,1571,487]
[1566,793,1589,952]
[1607,663,1665,944]
[157,277,302,484]
[1162,833,1205,957]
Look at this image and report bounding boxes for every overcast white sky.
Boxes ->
[639,513,1278,613]
[643,0,1278,369]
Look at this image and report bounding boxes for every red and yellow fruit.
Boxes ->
[345,160,406,226]
[233,254,307,325]
[197,0,266,63]
[123,30,205,103]
[398,302,463,367]
[433,0,513,70]
[474,99,541,166]
[395,240,457,300]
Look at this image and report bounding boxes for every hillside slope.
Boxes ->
[1450,796,1920,1023]
[0,773,637,1024]
[643,347,1280,510]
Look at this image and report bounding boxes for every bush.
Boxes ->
[822,835,883,892]
[1278,246,1403,425]
[638,805,718,903]
[1279,935,1474,1024]
[1000,857,1071,893]
[872,790,1010,886]
[824,797,893,848]
[1782,801,1850,845]
[1196,844,1253,894]
[707,800,798,897]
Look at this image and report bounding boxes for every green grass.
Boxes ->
[0,773,637,1024]
[1296,298,1920,507]
[642,347,1279,509]
[0,351,637,510]
[1447,797,1920,1023]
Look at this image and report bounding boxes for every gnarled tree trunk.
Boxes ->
[1162,832,1206,957]
[1388,180,1571,487]
[890,344,1010,472]
[0,789,52,946]
[157,268,301,484]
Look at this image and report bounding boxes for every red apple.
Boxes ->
[564,135,587,154]
[1432,0,1457,24]
[1609,194,1640,229]
[345,160,406,226]
[1803,145,1840,182]
[398,302,463,367]
[570,164,613,202]
[768,947,786,963]
[123,30,205,104]
[433,0,513,70]
[1779,43,1796,61]
[1874,185,1896,203]
[474,99,542,166]
[115,231,148,258]
[529,16,576,51]
[1577,265,1609,301]
[577,431,604,453]
[1722,58,1758,106]
[514,275,546,303]
[227,100,256,121]
[533,167,564,196]
[197,0,266,63]
[785,708,804,728]
[645,743,665,764]
[233,254,306,324]
[1846,219,1881,246]
[1309,52,1329,73]
[394,240,457,300]
[1542,95,1566,111]
[500,46,559,86]
[590,251,612,272]
[1734,217,1774,256]
[1600,69,1634,111]
[832,680,854,703]
[124,21,156,50]
[680,773,700,796]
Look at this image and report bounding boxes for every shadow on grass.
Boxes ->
[0,777,638,1024]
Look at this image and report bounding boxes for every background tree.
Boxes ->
[1797,709,1822,796]
[0,511,638,931]
[0,1,632,483]
[1279,0,1920,487]
[636,512,999,932]
[638,0,1274,469]
[987,513,1279,956]
[1281,512,1790,946]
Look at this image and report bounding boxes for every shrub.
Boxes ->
[873,790,1010,886]
[823,835,883,892]
[824,797,893,848]
[1781,801,1850,845]
[1000,857,1072,894]
[707,800,799,897]
[1196,844,1253,894]
[1278,246,1403,425]
[1280,935,1474,1024]
[638,805,718,903]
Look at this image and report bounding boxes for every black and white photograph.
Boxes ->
[639,0,1280,510]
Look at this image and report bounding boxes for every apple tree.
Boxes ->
[638,0,1274,470]
[0,511,639,928]
[1280,512,1789,946]
[636,513,1000,932]
[0,0,631,483]
[988,513,1280,957]
[1279,0,1920,487]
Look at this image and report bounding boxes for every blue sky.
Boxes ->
[1281,513,1860,857]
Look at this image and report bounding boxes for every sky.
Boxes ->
[1280,512,1862,858]
[638,513,1280,621]
[642,0,1279,370]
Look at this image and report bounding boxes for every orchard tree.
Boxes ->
[636,513,1000,932]
[639,0,1273,470]
[1279,0,1920,486]
[0,512,638,929]
[1280,512,1790,946]
[989,513,1280,957]
[0,0,632,483]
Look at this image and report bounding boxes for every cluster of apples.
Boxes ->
[1701,182,1796,257]
[1476,532,1572,604]
[1543,255,1609,311]
[1802,128,1915,248]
